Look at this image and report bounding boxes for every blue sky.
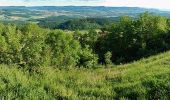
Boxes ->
[0,0,170,10]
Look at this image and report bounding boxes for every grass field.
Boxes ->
[0,51,170,99]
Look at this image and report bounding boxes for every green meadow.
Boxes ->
[0,51,169,99]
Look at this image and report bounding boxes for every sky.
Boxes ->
[0,0,170,10]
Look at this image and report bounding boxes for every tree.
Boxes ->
[45,30,81,68]
[96,13,170,64]
[104,51,112,67]
[78,46,98,68]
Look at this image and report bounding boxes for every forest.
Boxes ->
[0,12,170,99]
[1,13,170,67]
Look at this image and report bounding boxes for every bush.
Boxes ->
[78,46,98,68]
[0,23,98,69]
[45,30,81,68]
[104,51,112,67]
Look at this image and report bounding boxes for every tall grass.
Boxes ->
[0,51,170,99]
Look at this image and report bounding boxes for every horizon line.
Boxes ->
[0,5,169,11]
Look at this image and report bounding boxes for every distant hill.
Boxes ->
[0,6,170,22]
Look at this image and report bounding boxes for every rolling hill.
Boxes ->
[1,6,170,22]
[0,50,169,99]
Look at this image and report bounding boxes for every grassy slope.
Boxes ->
[0,51,170,99]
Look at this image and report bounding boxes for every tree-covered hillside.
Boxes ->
[0,13,170,67]
[39,17,117,30]
[1,6,170,22]
[0,12,170,99]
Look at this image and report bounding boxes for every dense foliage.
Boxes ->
[38,17,117,30]
[37,16,76,29]
[95,13,170,64]
[1,13,170,67]
[1,12,170,99]
[0,23,97,69]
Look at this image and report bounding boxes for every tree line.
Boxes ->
[95,12,170,64]
[38,16,117,30]
[0,12,170,69]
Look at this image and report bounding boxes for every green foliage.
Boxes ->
[58,19,99,30]
[75,29,99,48]
[0,34,7,52]
[78,46,98,68]
[0,50,170,99]
[45,30,81,68]
[0,23,97,69]
[96,13,170,64]
[0,12,170,99]
[104,51,112,67]
[36,16,118,30]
